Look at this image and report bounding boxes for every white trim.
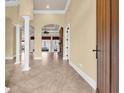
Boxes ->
[5,57,13,60]
[63,24,71,61]
[5,0,71,14]
[69,62,97,90]
[22,16,30,20]
[63,25,68,60]
[5,87,10,93]
[5,0,18,7]
[65,0,71,13]
[63,57,67,60]
[33,0,71,15]
[33,10,65,14]
[22,67,31,71]
[34,57,42,60]
[5,55,16,60]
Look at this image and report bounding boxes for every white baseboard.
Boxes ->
[5,55,18,60]
[5,87,10,93]
[69,62,96,90]
[5,57,14,60]
[34,57,42,60]
[63,57,67,60]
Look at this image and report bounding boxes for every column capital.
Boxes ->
[22,16,31,21]
[15,24,22,28]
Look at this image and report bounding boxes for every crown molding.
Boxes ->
[6,0,71,14]
[6,0,19,7]
[33,0,71,14]
[65,0,71,13]
[33,10,66,14]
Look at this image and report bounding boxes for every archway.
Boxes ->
[41,24,63,56]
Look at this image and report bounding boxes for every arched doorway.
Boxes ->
[41,24,63,56]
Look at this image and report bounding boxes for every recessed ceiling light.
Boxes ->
[46,4,50,9]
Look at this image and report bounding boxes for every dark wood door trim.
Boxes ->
[42,36,51,40]
[53,36,60,40]
[59,27,63,55]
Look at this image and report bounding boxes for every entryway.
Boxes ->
[5,0,119,93]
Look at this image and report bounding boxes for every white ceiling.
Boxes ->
[34,0,67,10]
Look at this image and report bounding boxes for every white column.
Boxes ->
[15,24,21,64]
[22,16,31,71]
[5,87,10,93]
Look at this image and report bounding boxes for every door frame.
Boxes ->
[97,0,119,93]
[59,27,64,55]
[63,24,70,61]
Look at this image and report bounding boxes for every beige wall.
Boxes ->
[6,6,19,24]
[66,0,97,81]
[5,18,15,58]
[5,0,96,82]
[33,14,66,59]
[19,0,33,19]
[5,7,18,58]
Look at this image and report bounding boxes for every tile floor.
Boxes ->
[5,53,95,93]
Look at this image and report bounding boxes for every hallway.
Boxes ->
[6,53,94,93]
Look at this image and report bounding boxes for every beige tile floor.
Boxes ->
[5,53,95,93]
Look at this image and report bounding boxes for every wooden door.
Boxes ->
[110,0,119,92]
[97,0,111,93]
[96,0,119,93]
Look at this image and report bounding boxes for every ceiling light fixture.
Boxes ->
[46,4,50,9]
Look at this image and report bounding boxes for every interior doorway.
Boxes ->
[41,24,63,56]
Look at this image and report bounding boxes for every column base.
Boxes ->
[34,57,42,60]
[15,62,20,65]
[63,57,67,60]
[22,67,31,71]
[5,87,10,93]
